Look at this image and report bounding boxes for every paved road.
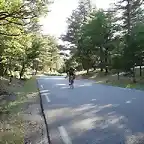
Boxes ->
[37,76,144,144]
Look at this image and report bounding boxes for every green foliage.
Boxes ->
[62,0,144,81]
[38,35,61,72]
[0,0,61,78]
[61,0,92,47]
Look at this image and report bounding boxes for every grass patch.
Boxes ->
[107,80,144,90]
[77,70,144,90]
[0,77,38,144]
[105,79,144,90]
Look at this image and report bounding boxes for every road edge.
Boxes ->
[36,78,52,144]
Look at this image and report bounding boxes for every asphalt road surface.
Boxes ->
[37,76,144,144]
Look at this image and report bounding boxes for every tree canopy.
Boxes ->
[62,0,144,82]
[0,0,61,78]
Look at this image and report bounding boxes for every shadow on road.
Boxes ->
[39,78,144,144]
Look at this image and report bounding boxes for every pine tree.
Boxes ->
[115,0,144,82]
[61,0,92,53]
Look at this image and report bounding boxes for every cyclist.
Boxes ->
[66,67,75,85]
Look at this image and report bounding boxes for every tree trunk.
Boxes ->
[132,66,136,83]
[100,61,103,72]
[140,58,142,77]
[105,67,108,75]
[3,67,8,76]
[87,68,89,74]
[100,46,103,72]
[105,49,108,75]
[140,64,142,77]
[0,58,4,76]
[8,58,12,76]
[92,66,96,71]
[35,68,38,75]
[100,67,103,72]
[117,71,120,80]
[35,62,38,75]
[20,63,25,79]
[9,75,13,84]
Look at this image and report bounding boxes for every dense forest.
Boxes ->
[0,0,61,80]
[1,0,144,83]
[60,0,144,83]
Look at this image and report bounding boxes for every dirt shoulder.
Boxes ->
[0,77,47,144]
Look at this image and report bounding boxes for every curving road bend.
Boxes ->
[37,76,144,144]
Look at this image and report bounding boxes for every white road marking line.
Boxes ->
[126,100,131,104]
[58,126,72,144]
[40,90,49,94]
[40,85,43,89]
[91,99,96,101]
[45,95,50,102]
[39,139,47,144]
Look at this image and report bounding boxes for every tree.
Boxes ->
[38,35,60,72]
[114,0,144,82]
[130,22,144,76]
[62,0,144,84]
[73,9,116,73]
[61,0,92,53]
[0,0,49,35]
[0,0,62,79]
[111,36,125,79]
